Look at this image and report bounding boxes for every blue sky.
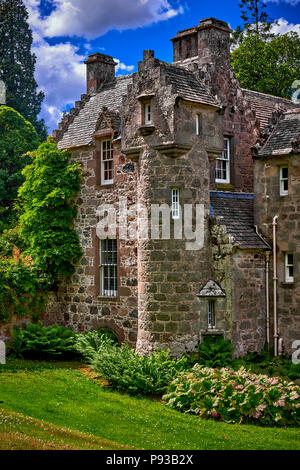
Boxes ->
[23,0,300,133]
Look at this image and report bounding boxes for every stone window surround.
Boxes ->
[94,129,116,189]
[216,136,231,184]
[92,227,121,301]
[280,165,289,197]
[284,251,294,284]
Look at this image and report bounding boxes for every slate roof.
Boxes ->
[161,63,219,108]
[258,109,300,157]
[58,75,133,149]
[210,191,270,250]
[242,89,298,130]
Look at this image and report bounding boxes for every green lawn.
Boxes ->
[0,360,299,450]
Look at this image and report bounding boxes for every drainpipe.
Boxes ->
[254,226,271,346]
[265,251,270,345]
[272,215,279,356]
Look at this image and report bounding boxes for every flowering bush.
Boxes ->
[0,246,50,322]
[163,364,300,426]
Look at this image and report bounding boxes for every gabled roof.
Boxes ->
[161,63,219,108]
[258,109,300,157]
[57,75,133,149]
[243,89,298,130]
[210,191,270,250]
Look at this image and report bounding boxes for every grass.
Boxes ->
[0,359,300,450]
[0,408,133,450]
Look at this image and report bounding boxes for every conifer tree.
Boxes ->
[232,0,275,45]
[0,0,47,140]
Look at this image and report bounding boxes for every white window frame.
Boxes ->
[196,114,201,136]
[101,139,114,185]
[144,102,151,125]
[172,188,180,220]
[280,166,288,196]
[100,238,118,297]
[285,252,294,283]
[216,138,230,184]
[208,300,216,330]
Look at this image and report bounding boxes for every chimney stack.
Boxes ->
[84,53,117,94]
[171,17,231,70]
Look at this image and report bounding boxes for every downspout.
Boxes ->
[254,226,271,346]
[272,215,279,356]
[265,251,270,345]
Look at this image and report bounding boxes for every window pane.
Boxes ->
[100,239,117,296]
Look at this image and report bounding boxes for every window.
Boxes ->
[172,188,180,219]
[280,166,288,196]
[285,252,294,283]
[196,114,201,135]
[216,138,230,184]
[101,140,114,185]
[100,239,117,297]
[208,300,216,329]
[144,103,151,124]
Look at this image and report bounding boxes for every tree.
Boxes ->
[0,106,40,231]
[0,0,47,140]
[19,139,82,286]
[232,0,275,45]
[231,32,300,99]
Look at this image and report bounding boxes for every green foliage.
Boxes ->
[232,0,274,45]
[0,225,28,257]
[164,364,300,426]
[232,347,300,382]
[0,0,47,139]
[74,328,119,363]
[0,248,50,323]
[92,344,187,396]
[8,321,76,358]
[231,33,300,99]
[19,139,82,286]
[0,106,40,230]
[197,335,234,368]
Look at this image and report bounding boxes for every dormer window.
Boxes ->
[144,102,151,124]
[101,139,114,185]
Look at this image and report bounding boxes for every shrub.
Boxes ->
[164,364,300,426]
[197,335,234,368]
[92,344,187,396]
[18,139,82,286]
[0,247,50,322]
[74,328,119,363]
[8,321,76,358]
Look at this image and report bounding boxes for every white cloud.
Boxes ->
[33,41,86,130]
[23,0,182,132]
[271,17,300,35]
[266,0,300,5]
[25,0,184,40]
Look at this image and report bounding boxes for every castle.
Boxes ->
[45,18,299,357]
